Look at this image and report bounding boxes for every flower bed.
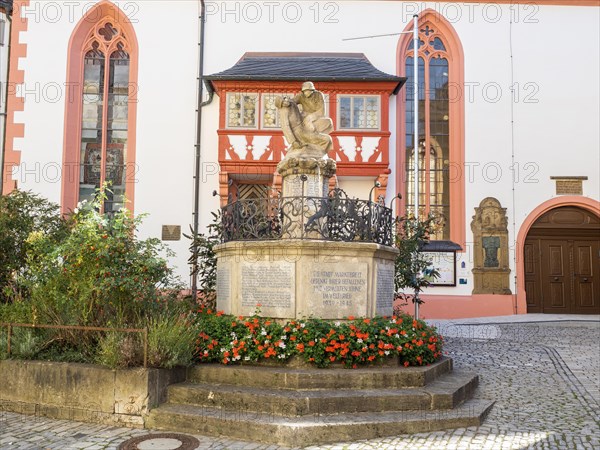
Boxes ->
[195,308,443,368]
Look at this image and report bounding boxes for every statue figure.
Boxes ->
[275,81,333,158]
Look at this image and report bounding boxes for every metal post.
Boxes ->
[413,14,420,320]
[413,14,419,219]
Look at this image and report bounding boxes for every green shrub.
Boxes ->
[147,314,197,368]
[96,332,142,368]
[0,190,67,303]
[24,193,182,337]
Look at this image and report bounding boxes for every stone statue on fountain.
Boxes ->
[275,81,336,196]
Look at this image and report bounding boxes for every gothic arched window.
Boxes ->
[398,11,465,246]
[62,3,138,214]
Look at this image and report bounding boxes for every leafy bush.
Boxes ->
[0,190,67,303]
[196,308,443,368]
[24,195,182,336]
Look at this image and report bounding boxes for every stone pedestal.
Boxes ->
[277,155,336,239]
[215,240,398,320]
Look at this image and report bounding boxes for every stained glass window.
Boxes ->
[78,22,131,213]
[405,25,450,239]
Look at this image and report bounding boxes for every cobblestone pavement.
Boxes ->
[1,318,598,449]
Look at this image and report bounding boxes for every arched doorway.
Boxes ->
[524,206,600,314]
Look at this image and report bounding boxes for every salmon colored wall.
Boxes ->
[2,0,29,194]
[395,294,517,319]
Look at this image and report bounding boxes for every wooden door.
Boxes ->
[572,239,600,313]
[540,239,571,313]
[525,206,600,314]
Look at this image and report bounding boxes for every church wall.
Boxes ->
[5,1,599,305]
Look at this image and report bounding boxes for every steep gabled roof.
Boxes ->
[205,52,406,94]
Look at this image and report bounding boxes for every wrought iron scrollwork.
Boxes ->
[221,188,393,246]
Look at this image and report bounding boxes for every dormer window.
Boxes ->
[227,93,258,128]
[338,95,380,130]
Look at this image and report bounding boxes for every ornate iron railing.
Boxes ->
[221,188,394,246]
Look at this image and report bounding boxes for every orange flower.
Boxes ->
[309,341,316,347]
[368,355,376,362]
[403,361,410,367]
[296,343,305,352]
[347,316,355,321]
[329,356,336,362]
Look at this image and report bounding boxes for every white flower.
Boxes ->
[281,335,287,340]
[300,323,305,328]
[395,334,400,339]
[335,321,341,327]
[73,208,79,214]
[357,338,363,343]
[244,356,250,361]
[220,347,226,353]
[384,351,390,356]
[261,329,267,336]
[278,342,286,349]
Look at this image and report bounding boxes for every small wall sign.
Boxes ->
[161,225,181,241]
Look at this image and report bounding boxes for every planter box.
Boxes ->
[0,360,185,426]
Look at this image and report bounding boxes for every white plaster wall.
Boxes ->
[13,1,600,287]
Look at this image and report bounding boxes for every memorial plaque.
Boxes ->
[216,263,231,313]
[307,263,368,318]
[240,262,295,317]
[305,175,325,197]
[555,179,583,195]
[161,225,181,241]
[376,263,395,315]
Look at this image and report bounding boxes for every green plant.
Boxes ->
[146,314,197,368]
[185,211,223,309]
[24,191,182,335]
[394,214,440,307]
[0,190,67,303]
[96,332,142,368]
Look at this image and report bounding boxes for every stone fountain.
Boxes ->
[214,81,398,319]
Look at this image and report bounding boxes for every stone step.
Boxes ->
[166,371,478,416]
[185,357,453,390]
[145,398,495,447]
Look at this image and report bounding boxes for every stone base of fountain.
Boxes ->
[215,239,397,320]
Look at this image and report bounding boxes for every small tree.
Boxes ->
[185,211,223,310]
[0,190,67,303]
[394,214,440,318]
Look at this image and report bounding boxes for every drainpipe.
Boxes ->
[191,0,214,300]
[0,3,13,196]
